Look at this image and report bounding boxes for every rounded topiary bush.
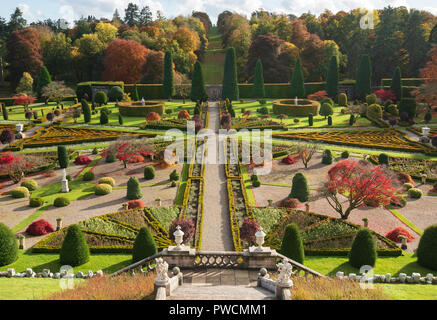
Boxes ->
[252,179,261,188]
[60,224,90,267]
[106,152,116,163]
[341,151,349,158]
[26,219,54,236]
[98,177,115,187]
[144,166,156,180]
[290,173,309,202]
[366,104,383,119]
[29,197,45,207]
[0,223,19,266]
[366,94,377,105]
[54,196,70,207]
[280,223,304,264]
[11,187,30,198]
[408,188,422,199]
[320,97,334,106]
[338,93,347,106]
[322,149,333,164]
[94,91,107,105]
[83,171,95,181]
[132,227,157,263]
[127,176,142,200]
[378,153,389,165]
[108,86,124,102]
[349,228,377,268]
[21,179,38,191]
[95,184,112,195]
[403,183,413,190]
[417,225,437,270]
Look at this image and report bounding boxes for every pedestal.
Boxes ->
[162,247,196,269]
[246,246,277,270]
[61,179,69,193]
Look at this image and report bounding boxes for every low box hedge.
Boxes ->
[118,101,165,116]
[272,99,320,116]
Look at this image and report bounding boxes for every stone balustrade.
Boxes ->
[335,271,437,284]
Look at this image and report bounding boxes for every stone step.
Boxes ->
[168,284,277,300]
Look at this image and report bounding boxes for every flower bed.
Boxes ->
[118,101,165,116]
[32,208,173,253]
[231,118,287,130]
[272,99,320,117]
[262,208,402,256]
[6,126,156,150]
[273,129,437,155]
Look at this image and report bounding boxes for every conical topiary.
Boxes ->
[190,61,208,102]
[322,149,333,164]
[280,223,304,264]
[59,224,90,267]
[0,223,19,266]
[133,84,140,101]
[290,172,310,202]
[290,58,305,98]
[355,54,372,100]
[326,56,339,99]
[81,99,91,123]
[390,66,402,101]
[222,47,239,101]
[100,111,109,125]
[127,176,143,200]
[378,153,389,166]
[349,228,377,268]
[57,145,69,169]
[132,227,157,263]
[252,59,265,99]
[417,225,437,270]
[162,51,175,100]
[36,66,52,98]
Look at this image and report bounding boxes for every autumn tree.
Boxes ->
[0,152,47,183]
[297,144,317,168]
[95,22,118,43]
[102,39,148,83]
[320,160,399,220]
[41,81,75,107]
[192,12,212,34]
[74,33,105,81]
[142,50,164,83]
[6,27,43,88]
[16,72,34,95]
[105,138,154,169]
[412,46,437,108]
[43,33,72,80]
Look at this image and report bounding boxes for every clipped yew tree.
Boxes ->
[326,56,339,99]
[36,66,52,98]
[81,99,91,123]
[222,47,239,101]
[349,228,377,268]
[289,58,305,98]
[190,61,208,102]
[127,176,143,200]
[417,225,437,270]
[390,66,402,101]
[57,145,69,169]
[60,224,90,267]
[133,84,140,101]
[0,223,19,266]
[132,227,157,263]
[252,59,265,99]
[280,223,304,264]
[290,173,310,202]
[320,102,334,119]
[355,54,372,100]
[162,50,175,100]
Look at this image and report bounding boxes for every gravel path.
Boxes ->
[201,102,234,251]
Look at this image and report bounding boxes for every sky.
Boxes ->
[1,0,437,26]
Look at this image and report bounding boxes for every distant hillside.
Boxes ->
[202,27,225,85]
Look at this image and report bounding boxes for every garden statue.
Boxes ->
[15,123,25,139]
[294,97,298,105]
[141,97,145,106]
[155,258,169,282]
[277,258,293,286]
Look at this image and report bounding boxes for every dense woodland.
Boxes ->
[0,4,437,92]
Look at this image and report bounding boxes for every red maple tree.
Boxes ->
[320,160,400,220]
[104,138,154,169]
[0,152,47,183]
[412,46,437,107]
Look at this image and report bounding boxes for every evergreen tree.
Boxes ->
[118,114,124,125]
[127,176,143,200]
[290,172,310,202]
[133,84,139,101]
[320,102,334,119]
[100,111,109,125]
[280,223,304,264]
[222,47,239,101]
[162,51,175,100]
[355,54,372,100]
[252,59,265,99]
[390,66,402,101]
[81,99,91,123]
[349,228,377,268]
[417,225,437,270]
[0,223,19,266]
[59,224,90,267]
[326,56,339,98]
[132,227,157,263]
[289,58,305,98]
[57,145,69,169]
[36,66,52,98]
[190,61,208,102]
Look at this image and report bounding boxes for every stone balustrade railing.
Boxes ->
[336,271,437,285]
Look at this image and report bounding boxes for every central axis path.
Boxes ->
[201,102,234,251]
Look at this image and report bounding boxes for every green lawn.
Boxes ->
[231,100,373,128]
[0,278,85,300]
[376,283,437,300]
[304,253,435,277]
[4,102,76,121]
[203,27,225,84]
[64,100,196,127]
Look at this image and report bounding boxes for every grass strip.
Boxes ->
[240,165,257,206]
[386,206,423,236]
[12,205,50,233]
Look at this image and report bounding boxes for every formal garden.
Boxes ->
[0,5,437,301]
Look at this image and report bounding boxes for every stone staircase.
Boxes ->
[168,269,277,300]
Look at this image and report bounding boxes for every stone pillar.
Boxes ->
[17,235,25,250]
[56,218,63,231]
[61,168,69,193]
[362,218,368,228]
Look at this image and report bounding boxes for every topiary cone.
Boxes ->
[59,224,90,267]
[280,223,304,264]
[127,176,143,200]
[0,223,19,266]
[132,227,157,263]
[290,172,310,202]
[417,225,437,270]
[349,228,377,268]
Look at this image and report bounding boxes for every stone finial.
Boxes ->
[336,271,344,279]
[255,227,266,250]
[399,273,407,283]
[173,226,184,249]
[426,273,433,284]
